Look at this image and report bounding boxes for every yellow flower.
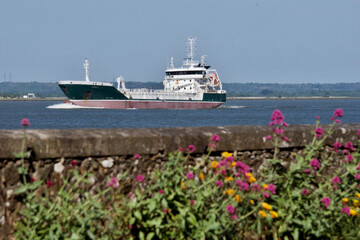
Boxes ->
[353,199,359,207]
[234,194,242,202]
[250,199,254,205]
[180,181,187,190]
[222,152,233,158]
[350,208,358,216]
[199,173,205,180]
[262,184,268,190]
[343,198,349,203]
[231,161,236,167]
[258,210,267,218]
[211,161,218,169]
[226,189,235,196]
[225,176,234,182]
[270,211,278,219]
[262,202,273,210]
[248,176,257,183]
[246,172,253,178]
[356,193,360,199]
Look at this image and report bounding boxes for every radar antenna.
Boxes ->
[186,37,197,59]
[83,58,90,82]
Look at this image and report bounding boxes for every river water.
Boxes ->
[1,99,359,129]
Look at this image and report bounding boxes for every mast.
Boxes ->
[83,58,90,82]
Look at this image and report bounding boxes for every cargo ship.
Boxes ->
[58,38,226,109]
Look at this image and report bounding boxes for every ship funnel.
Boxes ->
[83,59,90,82]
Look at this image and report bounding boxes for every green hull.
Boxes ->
[58,83,226,102]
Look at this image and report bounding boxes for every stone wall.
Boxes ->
[0,124,359,238]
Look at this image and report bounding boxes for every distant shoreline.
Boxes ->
[1,96,360,101]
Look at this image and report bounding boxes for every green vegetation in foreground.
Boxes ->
[1,82,360,98]
[12,109,360,239]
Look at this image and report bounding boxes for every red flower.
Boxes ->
[314,127,323,138]
[136,174,144,182]
[70,160,77,166]
[46,180,53,188]
[333,108,343,118]
[30,177,36,183]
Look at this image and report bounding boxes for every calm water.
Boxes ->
[1,99,360,129]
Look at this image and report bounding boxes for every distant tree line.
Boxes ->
[1,81,360,98]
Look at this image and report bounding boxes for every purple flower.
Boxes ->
[211,134,220,142]
[21,118,30,127]
[301,189,309,195]
[133,154,141,159]
[252,184,260,191]
[186,172,194,180]
[235,161,250,174]
[226,205,235,215]
[107,177,119,188]
[238,181,249,191]
[270,109,285,125]
[355,174,360,180]
[314,127,323,138]
[331,176,341,186]
[216,180,223,187]
[136,174,144,182]
[346,154,354,163]
[186,144,195,152]
[309,159,320,170]
[321,197,331,208]
[159,189,165,194]
[304,169,310,174]
[333,108,343,118]
[263,192,270,198]
[341,206,351,216]
[265,184,276,195]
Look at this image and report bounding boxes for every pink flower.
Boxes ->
[282,136,289,142]
[186,144,195,152]
[333,108,343,118]
[216,180,223,187]
[232,215,238,220]
[316,116,320,120]
[265,135,272,141]
[178,147,183,152]
[265,184,276,195]
[235,161,250,174]
[252,184,260,191]
[238,181,249,191]
[345,142,355,151]
[314,127,323,138]
[346,154,354,163]
[133,154,141,159]
[283,122,288,127]
[270,109,285,125]
[136,174,144,182]
[162,209,168,213]
[226,205,235,215]
[321,197,331,208]
[357,129,360,137]
[107,177,119,188]
[226,156,234,162]
[21,118,30,127]
[356,163,360,170]
[46,180,53,188]
[331,176,341,186]
[309,159,320,170]
[301,189,309,195]
[159,189,165,194]
[129,224,133,229]
[190,200,195,205]
[355,174,360,180]
[186,172,194,180]
[208,143,217,149]
[341,206,351,216]
[263,192,270,198]
[70,160,77,166]
[211,134,220,142]
[304,169,310,174]
[333,142,341,149]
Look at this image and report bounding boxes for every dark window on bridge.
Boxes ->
[166,71,204,76]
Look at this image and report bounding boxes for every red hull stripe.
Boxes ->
[68,100,223,109]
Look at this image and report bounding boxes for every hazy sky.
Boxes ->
[1,0,359,83]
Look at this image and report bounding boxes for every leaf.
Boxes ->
[139,231,145,240]
[14,185,28,195]
[146,232,155,240]
[161,198,168,209]
[146,218,162,227]
[134,211,142,221]
[293,228,299,240]
[187,212,198,226]
[148,200,156,213]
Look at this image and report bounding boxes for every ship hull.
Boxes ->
[66,99,224,109]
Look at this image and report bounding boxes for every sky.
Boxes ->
[0,0,359,84]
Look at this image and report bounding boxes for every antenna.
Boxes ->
[83,58,90,82]
[201,55,207,66]
[170,57,174,69]
[186,37,197,59]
